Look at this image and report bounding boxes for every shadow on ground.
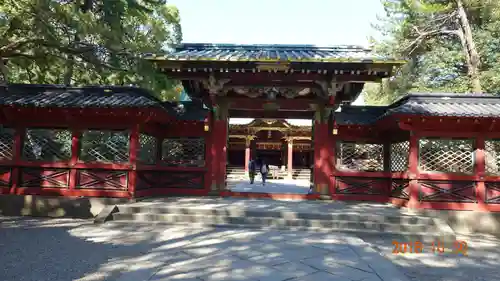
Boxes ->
[1,215,500,281]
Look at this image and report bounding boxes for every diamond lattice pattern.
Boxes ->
[485,140,500,175]
[390,141,409,172]
[0,128,14,161]
[162,138,205,166]
[23,129,72,161]
[336,142,384,171]
[80,130,129,163]
[138,134,157,164]
[419,138,474,174]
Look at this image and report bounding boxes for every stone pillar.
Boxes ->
[287,138,293,179]
[313,105,334,199]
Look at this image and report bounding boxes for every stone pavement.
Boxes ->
[360,233,500,281]
[228,179,312,194]
[0,216,408,281]
[2,216,500,281]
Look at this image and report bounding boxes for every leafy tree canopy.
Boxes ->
[364,0,500,105]
[0,0,182,100]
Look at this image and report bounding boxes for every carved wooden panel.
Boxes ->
[335,176,389,195]
[20,168,70,188]
[0,167,10,188]
[418,180,475,203]
[390,179,410,199]
[485,182,500,204]
[137,171,204,190]
[76,170,128,190]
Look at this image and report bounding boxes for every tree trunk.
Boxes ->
[0,58,8,85]
[456,0,482,93]
[63,56,74,85]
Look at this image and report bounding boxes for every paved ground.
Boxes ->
[0,216,408,281]
[1,216,500,281]
[361,233,500,281]
[228,179,311,194]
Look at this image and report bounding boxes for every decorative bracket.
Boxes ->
[315,79,344,97]
[202,74,230,95]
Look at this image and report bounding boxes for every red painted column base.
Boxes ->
[212,119,228,193]
[313,122,333,197]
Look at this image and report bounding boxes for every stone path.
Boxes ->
[0,217,408,281]
[228,179,311,194]
[359,233,500,281]
[2,216,499,281]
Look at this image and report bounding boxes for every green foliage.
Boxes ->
[0,0,182,100]
[366,0,500,104]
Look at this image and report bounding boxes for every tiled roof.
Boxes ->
[0,84,162,108]
[334,93,500,125]
[0,84,208,121]
[385,93,500,117]
[148,43,405,64]
[335,106,388,125]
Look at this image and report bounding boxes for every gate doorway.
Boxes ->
[226,118,314,197]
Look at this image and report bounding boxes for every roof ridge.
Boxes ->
[176,43,372,52]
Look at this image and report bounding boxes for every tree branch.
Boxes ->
[405,27,459,55]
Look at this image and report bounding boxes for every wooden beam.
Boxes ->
[229,110,314,119]
[164,72,383,83]
[226,97,315,111]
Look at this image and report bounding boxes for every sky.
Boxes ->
[168,0,385,47]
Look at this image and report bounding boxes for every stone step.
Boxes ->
[116,205,435,225]
[111,213,455,243]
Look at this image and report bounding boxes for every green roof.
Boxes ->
[147,43,405,64]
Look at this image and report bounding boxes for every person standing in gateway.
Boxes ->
[248,158,256,184]
[260,159,270,186]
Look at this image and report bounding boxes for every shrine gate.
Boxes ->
[1,43,500,212]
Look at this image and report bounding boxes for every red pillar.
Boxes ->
[68,130,80,191]
[208,111,219,193]
[408,132,420,209]
[244,138,251,172]
[209,111,228,194]
[287,139,293,179]
[127,124,139,199]
[313,120,333,196]
[475,136,486,210]
[10,126,23,194]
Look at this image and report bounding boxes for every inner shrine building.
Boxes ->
[2,43,500,212]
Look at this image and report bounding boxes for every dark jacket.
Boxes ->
[249,160,256,172]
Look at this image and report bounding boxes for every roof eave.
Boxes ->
[147,57,406,65]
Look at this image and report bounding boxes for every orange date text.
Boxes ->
[392,240,467,256]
